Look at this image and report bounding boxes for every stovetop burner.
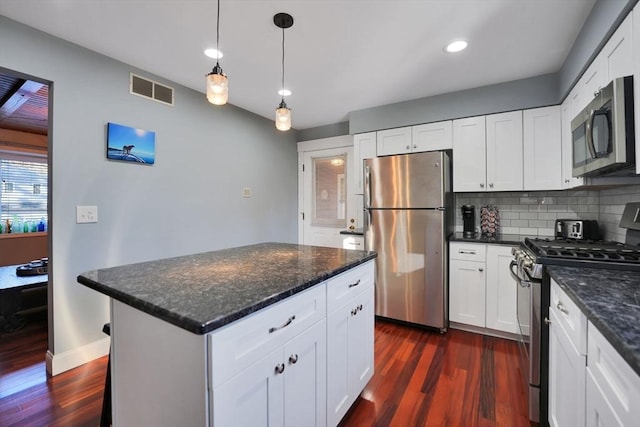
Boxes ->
[522,237,640,270]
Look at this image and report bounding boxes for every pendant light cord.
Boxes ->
[216,0,221,66]
[281,26,285,102]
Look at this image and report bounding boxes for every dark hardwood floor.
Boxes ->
[0,314,533,427]
[339,319,534,427]
[0,311,106,427]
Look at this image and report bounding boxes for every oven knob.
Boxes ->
[523,259,533,269]
[512,248,522,257]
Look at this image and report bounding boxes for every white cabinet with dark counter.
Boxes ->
[547,267,640,427]
[78,243,376,427]
[449,237,520,337]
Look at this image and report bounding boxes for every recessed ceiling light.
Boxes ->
[204,48,223,59]
[278,89,291,97]
[445,40,467,53]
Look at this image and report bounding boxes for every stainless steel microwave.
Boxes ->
[571,75,635,177]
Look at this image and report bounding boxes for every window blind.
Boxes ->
[0,159,48,224]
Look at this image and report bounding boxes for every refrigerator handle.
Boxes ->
[364,164,371,209]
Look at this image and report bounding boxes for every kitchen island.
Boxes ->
[77,242,376,427]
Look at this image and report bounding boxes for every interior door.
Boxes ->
[301,147,354,248]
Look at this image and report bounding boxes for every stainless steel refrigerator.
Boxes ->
[364,151,452,331]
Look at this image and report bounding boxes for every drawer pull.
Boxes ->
[275,363,285,374]
[351,308,358,316]
[357,304,363,311]
[289,354,298,365]
[459,250,476,255]
[348,279,361,288]
[268,315,296,333]
[556,302,569,315]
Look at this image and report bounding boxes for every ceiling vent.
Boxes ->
[129,73,174,106]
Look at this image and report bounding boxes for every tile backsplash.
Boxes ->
[598,184,640,242]
[454,190,601,238]
[454,184,640,241]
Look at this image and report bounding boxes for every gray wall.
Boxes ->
[349,74,560,134]
[0,17,298,362]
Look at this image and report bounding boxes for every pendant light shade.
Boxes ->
[274,13,293,131]
[207,65,228,105]
[275,100,291,131]
[206,0,228,105]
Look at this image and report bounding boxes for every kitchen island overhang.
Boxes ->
[77,242,377,427]
[77,242,377,335]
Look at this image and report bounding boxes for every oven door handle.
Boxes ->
[509,260,521,283]
[510,259,533,288]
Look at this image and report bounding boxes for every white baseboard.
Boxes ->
[46,336,110,376]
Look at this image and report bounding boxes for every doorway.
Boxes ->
[0,67,51,373]
[299,144,356,248]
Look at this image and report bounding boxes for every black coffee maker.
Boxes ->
[462,205,476,237]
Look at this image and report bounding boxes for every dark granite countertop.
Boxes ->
[547,266,640,377]
[77,242,376,335]
[449,232,532,246]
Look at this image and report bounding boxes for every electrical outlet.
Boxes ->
[76,205,98,223]
[242,187,252,198]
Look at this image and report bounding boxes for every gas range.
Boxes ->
[513,237,640,280]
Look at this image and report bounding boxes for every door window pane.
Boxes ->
[312,155,346,227]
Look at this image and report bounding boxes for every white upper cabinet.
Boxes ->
[376,127,412,156]
[523,106,563,191]
[579,59,605,112]
[486,111,523,191]
[561,91,584,189]
[377,122,452,157]
[353,132,376,194]
[411,121,453,152]
[601,13,634,83]
[453,112,523,192]
[452,116,487,192]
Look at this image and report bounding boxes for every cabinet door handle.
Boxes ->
[459,250,476,255]
[406,145,410,150]
[348,279,361,288]
[268,315,296,333]
[556,302,569,315]
[489,183,494,188]
[413,144,417,149]
[289,354,298,365]
[351,308,358,316]
[275,363,285,374]
[478,268,484,272]
[544,317,551,325]
[480,183,485,188]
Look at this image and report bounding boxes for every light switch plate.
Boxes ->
[76,205,98,223]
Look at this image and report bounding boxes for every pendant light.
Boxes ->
[206,0,228,105]
[274,13,293,131]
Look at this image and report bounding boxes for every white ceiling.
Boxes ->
[0,0,597,130]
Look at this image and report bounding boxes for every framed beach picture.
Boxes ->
[106,122,155,164]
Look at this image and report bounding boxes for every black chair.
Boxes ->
[101,323,112,427]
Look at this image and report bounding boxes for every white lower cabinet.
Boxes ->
[207,260,375,427]
[547,279,640,427]
[485,245,518,333]
[326,263,375,426]
[548,279,587,427]
[586,322,640,427]
[449,242,518,334]
[213,320,327,427]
